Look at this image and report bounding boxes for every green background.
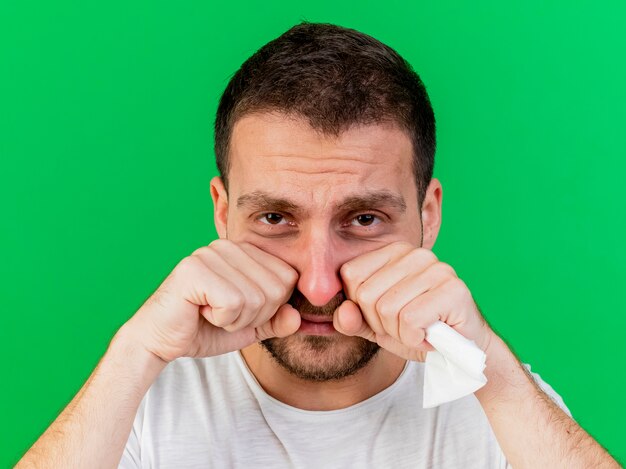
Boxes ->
[2,0,625,466]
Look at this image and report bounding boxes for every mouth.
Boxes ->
[288,288,345,336]
[298,314,336,336]
[300,313,333,323]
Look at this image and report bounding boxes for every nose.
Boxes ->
[295,230,344,306]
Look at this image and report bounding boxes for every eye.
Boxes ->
[258,213,287,225]
[351,214,381,227]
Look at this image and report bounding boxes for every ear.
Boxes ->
[420,178,443,250]
[210,176,228,239]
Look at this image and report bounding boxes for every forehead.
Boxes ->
[227,112,417,208]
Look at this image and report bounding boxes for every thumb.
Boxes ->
[255,304,301,341]
[333,300,377,342]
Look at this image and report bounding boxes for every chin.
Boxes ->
[260,333,380,382]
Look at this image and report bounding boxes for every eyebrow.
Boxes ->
[236,190,406,214]
[338,191,407,213]
[237,191,300,213]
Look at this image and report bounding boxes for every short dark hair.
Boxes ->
[214,22,436,206]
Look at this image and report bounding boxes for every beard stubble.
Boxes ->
[260,289,380,381]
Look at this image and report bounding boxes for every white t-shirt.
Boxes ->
[118,351,570,469]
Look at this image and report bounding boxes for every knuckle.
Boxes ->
[414,247,437,263]
[400,309,416,329]
[282,267,299,286]
[191,244,213,257]
[450,276,468,292]
[207,238,234,254]
[447,277,470,301]
[355,285,375,307]
[222,292,245,313]
[209,238,230,249]
[247,288,266,312]
[268,281,289,303]
[190,246,220,266]
[339,262,357,282]
[411,328,426,346]
[176,255,202,274]
[376,298,397,319]
[435,262,456,278]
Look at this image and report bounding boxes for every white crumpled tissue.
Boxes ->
[422,321,488,408]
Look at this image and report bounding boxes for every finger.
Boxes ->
[237,242,299,288]
[375,262,453,336]
[339,242,415,335]
[333,301,434,362]
[177,256,246,328]
[339,242,416,301]
[333,300,376,342]
[203,241,295,327]
[353,250,440,336]
[193,319,257,356]
[375,334,434,362]
[191,249,266,330]
[397,287,453,346]
[255,304,301,340]
[211,240,297,293]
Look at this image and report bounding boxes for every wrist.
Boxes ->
[475,332,533,404]
[107,323,169,390]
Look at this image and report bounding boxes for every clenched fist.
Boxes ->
[334,242,494,362]
[123,240,301,363]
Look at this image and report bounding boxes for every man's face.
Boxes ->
[211,112,434,380]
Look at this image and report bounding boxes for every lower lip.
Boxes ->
[298,318,336,336]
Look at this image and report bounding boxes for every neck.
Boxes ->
[240,342,407,411]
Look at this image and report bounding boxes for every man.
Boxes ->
[17,22,618,468]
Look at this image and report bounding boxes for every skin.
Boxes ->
[16,111,619,468]
[214,112,445,409]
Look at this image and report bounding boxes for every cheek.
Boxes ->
[240,234,291,255]
[224,223,298,264]
[224,210,252,241]
[231,231,390,270]
[224,212,421,267]
[231,233,304,267]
